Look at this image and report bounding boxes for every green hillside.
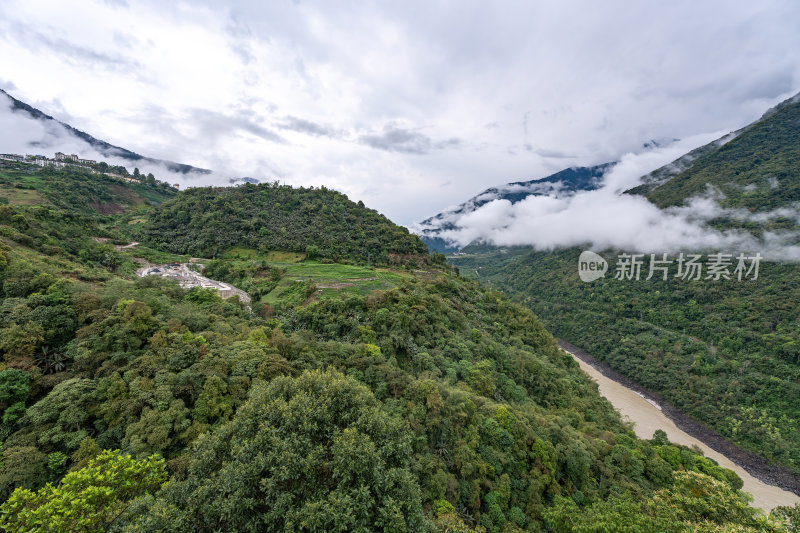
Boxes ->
[451,248,800,475]
[444,93,800,487]
[0,162,175,273]
[629,94,800,215]
[0,165,793,531]
[142,182,429,264]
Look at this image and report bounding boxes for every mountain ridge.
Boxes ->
[0,88,210,175]
[415,163,614,253]
[627,90,800,213]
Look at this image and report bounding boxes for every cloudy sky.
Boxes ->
[1,0,799,225]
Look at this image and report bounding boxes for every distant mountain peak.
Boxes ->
[0,88,210,175]
[229,177,260,185]
[414,163,614,253]
[642,137,680,150]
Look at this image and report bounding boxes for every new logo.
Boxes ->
[578,251,607,282]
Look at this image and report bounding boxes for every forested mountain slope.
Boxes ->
[143,182,429,264]
[0,161,176,272]
[0,163,794,531]
[451,248,800,476]
[629,92,800,215]
[447,92,800,491]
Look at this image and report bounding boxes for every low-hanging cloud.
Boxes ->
[0,93,212,187]
[433,134,800,260]
[2,1,800,224]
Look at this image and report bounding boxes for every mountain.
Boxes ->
[0,88,210,175]
[447,91,800,489]
[415,163,614,253]
[229,176,260,185]
[628,91,800,215]
[141,182,429,262]
[0,162,779,531]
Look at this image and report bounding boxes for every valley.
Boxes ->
[3,4,799,530]
[561,341,800,511]
[1,161,792,531]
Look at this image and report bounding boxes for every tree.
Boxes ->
[542,471,780,532]
[0,447,48,499]
[20,378,95,451]
[305,244,320,260]
[133,168,140,179]
[0,322,44,369]
[122,368,432,532]
[0,369,32,416]
[0,450,167,533]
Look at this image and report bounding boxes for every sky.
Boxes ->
[1,0,800,226]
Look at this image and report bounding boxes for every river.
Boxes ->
[561,344,800,512]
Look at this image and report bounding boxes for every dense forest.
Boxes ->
[417,100,800,487]
[447,94,800,483]
[142,183,429,264]
[451,248,800,475]
[0,163,796,531]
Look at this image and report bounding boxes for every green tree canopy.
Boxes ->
[0,450,167,533]
[123,368,431,532]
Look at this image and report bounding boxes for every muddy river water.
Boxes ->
[562,346,800,512]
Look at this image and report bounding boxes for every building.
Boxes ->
[54,152,66,161]
[0,154,23,162]
[69,154,79,161]
[78,158,96,165]
[173,183,180,189]
[137,263,252,305]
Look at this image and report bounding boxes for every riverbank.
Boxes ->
[559,339,800,511]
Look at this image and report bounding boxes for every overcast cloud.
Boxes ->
[1,0,799,225]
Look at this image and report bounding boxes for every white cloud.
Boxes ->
[433,135,800,259]
[0,0,799,225]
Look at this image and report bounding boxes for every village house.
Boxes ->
[3,152,146,184]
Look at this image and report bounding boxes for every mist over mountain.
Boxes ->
[0,88,212,181]
[413,163,613,253]
[3,2,800,529]
[631,92,800,212]
[444,94,800,496]
[415,92,800,259]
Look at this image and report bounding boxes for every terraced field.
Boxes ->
[263,262,410,304]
